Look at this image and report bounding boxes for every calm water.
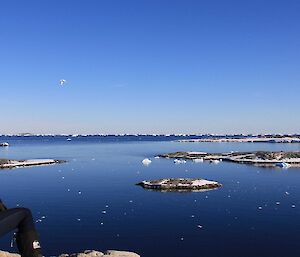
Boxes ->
[1,136,300,257]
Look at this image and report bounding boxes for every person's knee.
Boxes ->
[15,207,32,217]
[15,208,35,232]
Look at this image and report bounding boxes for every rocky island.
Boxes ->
[160,151,300,168]
[136,178,222,192]
[0,159,66,169]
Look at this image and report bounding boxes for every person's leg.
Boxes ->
[0,208,34,237]
[0,208,42,257]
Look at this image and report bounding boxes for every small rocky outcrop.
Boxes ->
[137,178,222,192]
[0,250,140,257]
[0,159,66,169]
[160,151,300,168]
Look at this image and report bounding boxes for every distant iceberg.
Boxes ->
[142,158,152,166]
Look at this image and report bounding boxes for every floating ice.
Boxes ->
[59,79,66,86]
[193,158,204,163]
[174,159,186,164]
[142,158,152,166]
[154,156,160,159]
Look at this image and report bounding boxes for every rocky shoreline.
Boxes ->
[0,250,140,257]
[159,151,300,168]
[0,159,66,169]
[137,178,222,192]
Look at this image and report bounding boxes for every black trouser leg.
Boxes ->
[0,208,35,237]
[0,208,42,257]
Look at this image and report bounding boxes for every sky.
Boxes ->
[1,0,300,134]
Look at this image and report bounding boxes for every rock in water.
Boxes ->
[136,178,222,192]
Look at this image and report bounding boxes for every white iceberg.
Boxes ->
[142,158,152,166]
[59,79,66,86]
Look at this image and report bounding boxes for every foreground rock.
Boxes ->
[59,250,140,257]
[0,250,140,257]
[137,178,222,192]
[0,251,19,257]
[160,151,300,168]
[0,159,66,169]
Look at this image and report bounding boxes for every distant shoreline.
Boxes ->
[1,134,300,138]
[178,136,300,143]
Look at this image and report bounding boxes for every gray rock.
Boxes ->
[0,250,140,257]
[137,178,221,192]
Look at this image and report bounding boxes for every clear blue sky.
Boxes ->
[1,0,299,134]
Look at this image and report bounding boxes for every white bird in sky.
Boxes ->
[59,79,66,86]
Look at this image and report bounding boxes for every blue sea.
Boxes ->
[1,136,300,257]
